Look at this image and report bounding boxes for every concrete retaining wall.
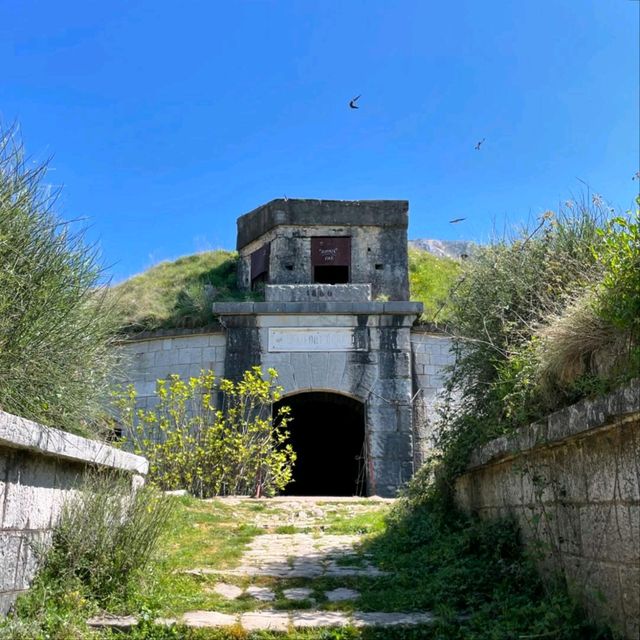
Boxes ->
[0,411,147,614]
[454,382,640,638]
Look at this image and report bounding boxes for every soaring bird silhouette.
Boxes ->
[449,217,466,224]
[474,138,485,150]
[349,95,361,109]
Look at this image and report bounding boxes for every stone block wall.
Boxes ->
[0,411,147,614]
[454,382,640,639]
[116,329,227,409]
[410,331,454,465]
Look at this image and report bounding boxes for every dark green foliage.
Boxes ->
[359,493,611,640]
[0,126,119,435]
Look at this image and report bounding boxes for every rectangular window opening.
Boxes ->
[314,265,349,284]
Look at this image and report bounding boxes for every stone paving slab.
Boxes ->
[86,614,139,630]
[240,611,290,631]
[351,611,435,627]
[246,585,276,601]
[182,611,237,627]
[283,587,314,600]
[216,532,388,579]
[325,587,360,602]
[175,609,435,630]
[211,582,243,599]
[291,611,350,628]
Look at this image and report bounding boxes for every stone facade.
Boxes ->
[454,382,640,639]
[0,411,147,614]
[116,199,456,498]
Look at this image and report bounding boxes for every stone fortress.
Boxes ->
[119,199,454,497]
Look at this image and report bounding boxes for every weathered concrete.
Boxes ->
[236,199,410,301]
[0,411,147,614]
[266,284,372,302]
[454,382,640,639]
[216,304,420,497]
[410,330,455,466]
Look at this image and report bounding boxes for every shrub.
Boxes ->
[114,367,295,497]
[28,471,172,606]
[3,471,172,639]
[407,247,461,322]
[0,125,118,435]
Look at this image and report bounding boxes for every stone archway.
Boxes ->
[274,391,366,496]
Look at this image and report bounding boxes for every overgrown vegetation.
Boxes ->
[111,246,461,332]
[114,367,296,497]
[407,247,460,322]
[0,125,119,435]
[110,250,253,331]
[430,196,639,500]
[3,496,610,639]
[2,471,172,640]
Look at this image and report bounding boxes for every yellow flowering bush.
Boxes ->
[113,367,295,497]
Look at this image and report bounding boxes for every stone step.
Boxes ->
[88,610,436,631]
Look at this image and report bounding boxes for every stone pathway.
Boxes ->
[187,533,386,578]
[91,497,436,633]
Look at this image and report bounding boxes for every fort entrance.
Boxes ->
[275,392,365,496]
[214,199,423,497]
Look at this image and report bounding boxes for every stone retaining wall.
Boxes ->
[455,382,640,638]
[0,411,147,614]
[116,329,227,410]
[410,331,454,465]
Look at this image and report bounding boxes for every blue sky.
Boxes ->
[1,0,638,282]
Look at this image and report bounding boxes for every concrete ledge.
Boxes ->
[0,411,148,475]
[467,380,640,470]
[265,284,372,303]
[115,325,224,343]
[213,301,423,316]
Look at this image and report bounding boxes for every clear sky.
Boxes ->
[1,0,638,282]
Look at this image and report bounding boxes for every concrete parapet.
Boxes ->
[0,412,148,614]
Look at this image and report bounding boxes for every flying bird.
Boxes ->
[474,138,485,150]
[349,95,361,109]
[449,217,466,224]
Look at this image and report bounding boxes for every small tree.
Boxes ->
[0,124,118,435]
[114,367,296,497]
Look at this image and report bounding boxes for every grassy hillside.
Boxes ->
[111,248,461,332]
[111,250,248,331]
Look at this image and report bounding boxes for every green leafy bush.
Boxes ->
[407,248,461,322]
[0,126,119,435]
[592,209,640,333]
[114,367,295,497]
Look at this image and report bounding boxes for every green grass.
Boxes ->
[4,495,612,640]
[110,250,255,331]
[110,247,461,332]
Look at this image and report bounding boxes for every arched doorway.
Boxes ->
[274,392,366,496]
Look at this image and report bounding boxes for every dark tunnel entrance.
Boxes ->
[274,392,366,496]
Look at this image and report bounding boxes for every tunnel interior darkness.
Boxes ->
[274,392,366,496]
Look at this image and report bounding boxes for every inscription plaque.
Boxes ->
[268,328,362,352]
